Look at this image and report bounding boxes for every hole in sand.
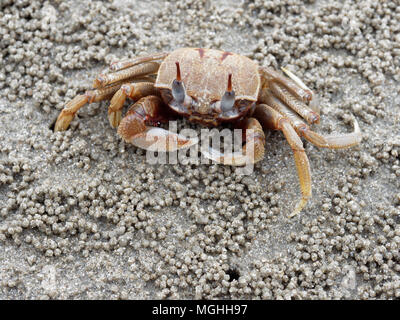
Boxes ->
[227,268,240,282]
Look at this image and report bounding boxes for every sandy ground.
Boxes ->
[0,0,399,299]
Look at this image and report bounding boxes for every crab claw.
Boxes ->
[202,147,252,166]
[117,95,198,152]
[123,126,198,152]
[202,118,266,166]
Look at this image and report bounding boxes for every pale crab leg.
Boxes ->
[281,67,312,94]
[263,92,362,149]
[117,95,198,152]
[202,118,265,166]
[109,52,168,72]
[54,83,121,131]
[281,66,320,115]
[93,62,160,88]
[108,81,158,128]
[265,83,320,125]
[260,66,312,103]
[253,104,312,217]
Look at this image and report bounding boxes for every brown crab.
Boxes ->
[54,47,361,216]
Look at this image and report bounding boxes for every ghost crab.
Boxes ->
[54,47,361,216]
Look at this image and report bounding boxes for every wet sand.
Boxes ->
[0,0,399,299]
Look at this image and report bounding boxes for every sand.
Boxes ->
[0,0,399,299]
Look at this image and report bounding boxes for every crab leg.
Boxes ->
[202,117,265,166]
[260,66,312,103]
[117,95,198,152]
[54,84,121,131]
[263,92,362,149]
[93,62,160,88]
[109,52,168,72]
[280,67,320,114]
[280,66,311,92]
[108,81,159,128]
[266,83,320,125]
[253,104,311,217]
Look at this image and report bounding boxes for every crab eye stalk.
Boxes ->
[172,62,185,103]
[221,73,235,112]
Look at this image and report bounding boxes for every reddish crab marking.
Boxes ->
[221,51,233,61]
[196,48,205,59]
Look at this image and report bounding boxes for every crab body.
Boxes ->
[155,48,260,126]
[54,47,361,216]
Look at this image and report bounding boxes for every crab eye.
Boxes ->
[221,73,235,112]
[172,62,185,103]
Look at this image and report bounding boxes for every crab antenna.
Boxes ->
[227,73,232,92]
[175,62,182,81]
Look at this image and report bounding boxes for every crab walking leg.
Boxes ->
[109,52,168,72]
[108,81,158,128]
[300,119,361,148]
[253,104,312,217]
[280,67,312,95]
[263,83,320,125]
[280,67,321,115]
[260,66,313,103]
[54,84,121,131]
[117,95,198,152]
[93,62,160,88]
[202,118,265,166]
[263,93,362,149]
